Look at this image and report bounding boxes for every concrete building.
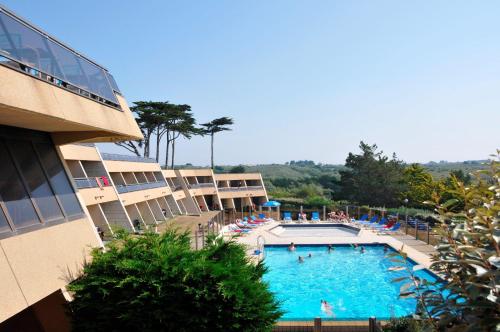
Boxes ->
[0,4,269,330]
[0,5,142,330]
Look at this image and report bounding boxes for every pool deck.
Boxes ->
[232,221,437,269]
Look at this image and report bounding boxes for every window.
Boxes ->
[0,141,40,230]
[9,140,64,222]
[34,143,83,218]
[0,125,84,237]
[0,204,11,234]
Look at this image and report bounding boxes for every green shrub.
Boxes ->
[388,152,500,331]
[382,316,424,332]
[68,230,282,332]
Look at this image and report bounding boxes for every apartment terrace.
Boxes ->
[101,153,182,228]
[0,6,142,144]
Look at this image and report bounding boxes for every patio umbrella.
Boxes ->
[262,200,281,207]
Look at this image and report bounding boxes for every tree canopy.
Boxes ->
[336,141,406,207]
[68,230,282,332]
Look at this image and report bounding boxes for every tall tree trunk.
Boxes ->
[171,138,175,169]
[165,141,170,169]
[144,132,151,158]
[211,133,214,169]
[155,127,160,162]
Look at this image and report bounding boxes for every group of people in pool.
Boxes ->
[288,242,373,256]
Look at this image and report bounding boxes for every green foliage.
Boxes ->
[337,141,406,207]
[68,230,282,332]
[401,164,436,209]
[294,183,324,198]
[388,152,500,331]
[382,316,424,332]
[304,195,332,208]
[229,165,246,173]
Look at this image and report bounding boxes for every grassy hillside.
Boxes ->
[422,160,488,179]
[214,160,488,182]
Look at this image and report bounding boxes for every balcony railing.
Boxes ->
[188,183,215,189]
[74,176,111,189]
[0,6,121,109]
[101,153,157,163]
[218,186,264,192]
[116,181,167,194]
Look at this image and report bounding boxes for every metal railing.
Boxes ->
[188,183,215,189]
[217,186,264,192]
[101,153,157,163]
[115,181,167,194]
[192,211,226,250]
[0,6,121,108]
[74,177,110,189]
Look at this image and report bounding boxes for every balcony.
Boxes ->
[101,153,157,164]
[0,5,143,143]
[74,176,111,189]
[0,7,119,108]
[116,181,167,194]
[218,186,264,192]
[188,183,215,189]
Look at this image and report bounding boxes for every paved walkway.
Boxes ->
[157,211,220,234]
[232,221,437,269]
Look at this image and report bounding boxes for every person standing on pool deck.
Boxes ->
[288,242,296,251]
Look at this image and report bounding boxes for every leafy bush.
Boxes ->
[304,195,332,208]
[68,230,282,332]
[382,316,424,332]
[388,152,500,331]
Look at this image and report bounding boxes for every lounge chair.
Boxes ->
[258,213,266,219]
[236,220,257,228]
[283,212,292,223]
[369,217,387,229]
[378,223,401,235]
[358,214,368,222]
[373,219,396,230]
[359,215,378,226]
[228,224,251,233]
[251,215,268,223]
[311,212,320,222]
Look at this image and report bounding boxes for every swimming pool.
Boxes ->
[263,244,440,320]
[271,224,359,237]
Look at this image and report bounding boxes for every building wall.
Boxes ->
[0,218,100,322]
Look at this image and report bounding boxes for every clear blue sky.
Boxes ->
[4,1,499,166]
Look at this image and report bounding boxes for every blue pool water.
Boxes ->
[263,244,439,320]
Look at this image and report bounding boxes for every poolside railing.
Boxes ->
[191,211,226,250]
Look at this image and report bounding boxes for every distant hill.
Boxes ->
[215,163,344,180]
[178,160,488,181]
[421,160,488,179]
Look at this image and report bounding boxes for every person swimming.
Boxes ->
[383,246,388,253]
[360,246,365,253]
[308,253,312,258]
[288,242,296,251]
[298,256,304,263]
[327,244,333,252]
[320,300,333,316]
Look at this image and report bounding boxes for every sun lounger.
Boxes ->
[369,217,387,229]
[283,212,292,223]
[359,215,378,226]
[311,212,320,222]
[378,223,401,234]
[228,224,251,233]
